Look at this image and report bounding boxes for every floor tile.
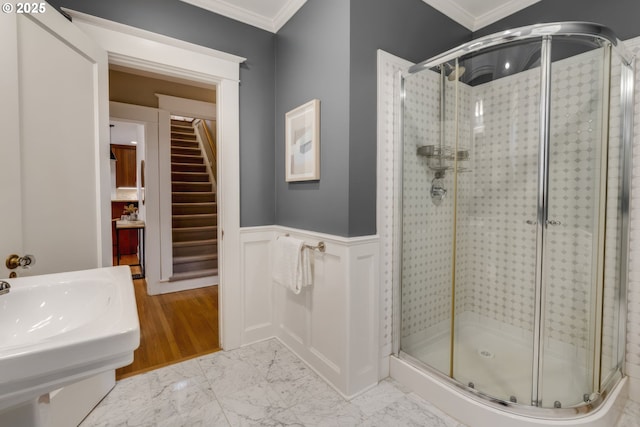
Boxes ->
[350,378,406,417]
[358,394,462,427]
[218,382,290,426]
[155,400,230,427]
[199,350,265,396]
[289,397,365,427]
[82,338,637,427]
[80,375,154,427]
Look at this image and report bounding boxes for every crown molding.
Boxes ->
[180,0,306,33]
[421,0,540,32]
[272,0,306,32]
[421,0,475,30]
[474,0,541,31]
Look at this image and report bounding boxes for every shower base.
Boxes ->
[390,355,627,427]
[396,318,627,426]
[403,319,591,406]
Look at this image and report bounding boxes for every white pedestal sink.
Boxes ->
[0,266,140,426]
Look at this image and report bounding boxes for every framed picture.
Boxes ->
[285,99,320,182]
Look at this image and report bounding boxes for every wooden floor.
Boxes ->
[114,255,221,380]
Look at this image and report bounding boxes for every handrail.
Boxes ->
[194,119,217,183]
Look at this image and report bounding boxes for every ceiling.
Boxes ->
[110,121,142,147]
[179,0,540,33]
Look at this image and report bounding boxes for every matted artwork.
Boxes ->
[285,99,320,182]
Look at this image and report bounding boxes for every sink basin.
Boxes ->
[0,266,140,412]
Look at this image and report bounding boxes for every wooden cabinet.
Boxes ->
[111,144,137,187]
[111,201,139,256]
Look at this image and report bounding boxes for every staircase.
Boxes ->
[170,119,218,281]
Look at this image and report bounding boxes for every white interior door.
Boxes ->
[0,5,110,277]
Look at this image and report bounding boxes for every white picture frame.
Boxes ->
[285,99,320,182]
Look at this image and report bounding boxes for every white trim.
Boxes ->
[376,50,413,379]
[420,0,540,31]
[63,9,245,83]
[178,0,306,33]
[217,78,242,349]
[63,9,245,65]
[421,0,475,31]
[69,11,243,350]
[473,0,541,31]
[156,94,216,120]
[271,0,307,32]
[241,225,379,246]
[158,110,173,282]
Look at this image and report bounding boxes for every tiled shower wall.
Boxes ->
[399,45,628,362]
[401,70,456,342]
[624,37,640,388]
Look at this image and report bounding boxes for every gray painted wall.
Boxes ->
[475,0,640,40]
[46,0,640,238]
[48,0,276,227]
[274,0,352,236]
[273,0,470,237]
[348,0,471,236]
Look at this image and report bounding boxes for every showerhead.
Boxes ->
[448,65,466,81]
[443,62,466,81]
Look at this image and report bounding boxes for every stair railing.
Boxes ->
[192,119,217,187]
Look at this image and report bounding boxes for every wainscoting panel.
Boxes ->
[240,230,274,344]
[308,250,346,373]
[239,226,379,399]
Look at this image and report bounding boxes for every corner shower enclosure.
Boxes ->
[398,22,634,415]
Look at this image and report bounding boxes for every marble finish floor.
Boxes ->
[81,339,464,427]
[81,338,640,427]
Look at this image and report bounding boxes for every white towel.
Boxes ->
[272,235,312,294]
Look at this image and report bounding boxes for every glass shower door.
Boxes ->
[400,65,454,375]
[452,40,544,405]
[540,37,610,408]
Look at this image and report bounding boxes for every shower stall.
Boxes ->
[396,22,634,419]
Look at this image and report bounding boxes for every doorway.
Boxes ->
[109,67,221,375]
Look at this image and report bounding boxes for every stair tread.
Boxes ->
[172,181,212,185]
[172,191,216,195]
[173,225,217,231]
[172,202,217,207]
[172,154,203,159]
[173,253,218,264]
[171,146,200,151]
[173,213,216,218]
[173,239,217,248]
[171,172,209,176]
[172,161,205,166]
[169,269,218,282]
[171,137,199,147]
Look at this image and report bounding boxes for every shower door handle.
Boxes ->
[525,220,537,225]
[546,220,562,226]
